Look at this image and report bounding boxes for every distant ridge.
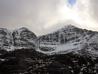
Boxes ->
[0,25,98,57]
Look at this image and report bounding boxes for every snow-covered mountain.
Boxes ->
[0,25,98,57]
[38,25,98,56]
[12,27,37,49]
[0,27,37,51]
[0,25,98,74]
[0,28,12,50]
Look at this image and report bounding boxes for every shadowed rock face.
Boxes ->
[0,25,98,74]
[39,25,95,44]
[0,27,37,51]
[12,27,37,49]
[0,28,12,50]
[0,49,97,74]
[0,25,98,56]
[38,25,98,57]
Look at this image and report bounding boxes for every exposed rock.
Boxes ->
[0,28,12,50]
[12,27,37,49]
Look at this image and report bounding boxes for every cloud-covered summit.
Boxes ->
[0,0,98,35]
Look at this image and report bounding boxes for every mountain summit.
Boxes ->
[12,27,37,49]
[38,25,98,56]
[0,25,98,57]
[0,25,98,74]
[0,27,37,51]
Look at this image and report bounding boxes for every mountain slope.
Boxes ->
[0,25,98,56]
[38,25,98,56]
[0,27,37,51]
[0,28,12,50]
[0,49,97,74]
[0,25,98,74]
[12,27,37,49]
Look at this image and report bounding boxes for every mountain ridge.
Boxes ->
[0,25,98,74]
[38,25,98,57]
[0,25,98,57]
[0,27,37,51]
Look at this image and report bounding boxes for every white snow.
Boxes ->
[37,32,98,55]
[37,41,82,55]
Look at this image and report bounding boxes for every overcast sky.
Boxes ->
[0,0,98,35]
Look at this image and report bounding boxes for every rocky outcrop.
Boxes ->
[0,25,98,74]
[12,27,37,49]
[0,28,12,50]
[0,27,37,51]
[38,25,98,57]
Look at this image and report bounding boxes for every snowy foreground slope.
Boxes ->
[38,25,98,56]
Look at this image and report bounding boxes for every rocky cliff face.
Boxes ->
[0,27,37,51]
[0,25,98,56]
[38,25,98,56]
[12,27,37,49]
[0,25,98,74]
[0,28,12,50]
[0,49,97,74]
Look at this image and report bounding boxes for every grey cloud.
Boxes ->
[0,0,98,35]
[90,0,98,22]
[0,0,60,35]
